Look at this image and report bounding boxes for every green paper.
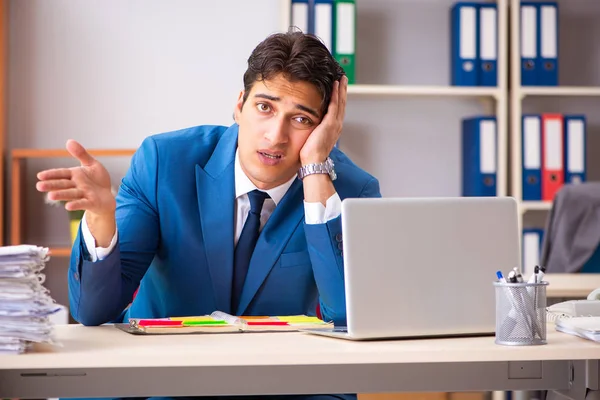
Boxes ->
[182,320,228,326]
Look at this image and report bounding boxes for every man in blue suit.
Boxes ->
[36,30,381,400]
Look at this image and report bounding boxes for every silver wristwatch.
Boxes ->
[297,157,337,181]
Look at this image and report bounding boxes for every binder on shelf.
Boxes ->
[314,0,333,53]
[478,3,497,87]
[522,115,542,201]
[564,115,586,185]
[538,2,558,86]
[522,228,543,275]
[333,0,356,84]
[291,0,311,34]
[541,114,564,202]
[461,116,497,197]
[520,2,538,86]
[451,2,479,86]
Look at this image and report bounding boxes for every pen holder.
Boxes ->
[493,281,548,346]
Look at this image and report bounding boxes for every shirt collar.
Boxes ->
[234,149,297,206]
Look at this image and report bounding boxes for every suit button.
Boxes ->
[74,272,80,281]
[335,233,343,242]
[337,242,343,251]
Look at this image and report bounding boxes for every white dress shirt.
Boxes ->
[81,150,342,261]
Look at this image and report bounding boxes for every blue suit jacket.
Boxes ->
[68,124,381,326]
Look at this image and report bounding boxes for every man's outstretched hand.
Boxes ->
[36,140,116,247]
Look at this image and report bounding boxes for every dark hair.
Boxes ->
[242,29,345,117]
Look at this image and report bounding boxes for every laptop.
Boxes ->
[302,196,520,340]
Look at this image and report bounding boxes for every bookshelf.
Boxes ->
[508,0,600,237]
[329,0,509,200]
[347,84,501,98]
[0,0,6,247]
[10,148,136,256]
[520,86,600,97]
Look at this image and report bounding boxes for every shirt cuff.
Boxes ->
[304,192,342,224]
[81,212,118,262]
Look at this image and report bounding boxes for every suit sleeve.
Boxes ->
[68,137,160,326]
[303,177,382,325]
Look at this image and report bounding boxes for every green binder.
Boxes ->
[333,0,356,83]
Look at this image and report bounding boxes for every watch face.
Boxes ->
[326,157,337,180]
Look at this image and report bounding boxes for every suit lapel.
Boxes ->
[236,178,305,316]
[195,125,238,314]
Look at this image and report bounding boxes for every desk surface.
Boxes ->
[2,324,600,369]
[1,325,599,398]
[545,273,600,298]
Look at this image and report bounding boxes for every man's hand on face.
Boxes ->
[299,75,348,165]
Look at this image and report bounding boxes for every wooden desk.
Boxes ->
[545,273,600,298]
[1,325,599,399]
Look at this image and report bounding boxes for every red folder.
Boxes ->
[541,113,564,201]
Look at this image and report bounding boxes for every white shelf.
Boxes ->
[519,201,553,213]
[520,86,600,97]
[347,84,501,98]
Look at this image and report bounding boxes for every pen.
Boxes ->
[496,270,506,283]
[528,266,539,284]
[507,270,537,338]
[513,267,524,283]
[496,271,518,336]
[536,266,546,283]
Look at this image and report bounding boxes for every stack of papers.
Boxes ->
[0,245,62,353]
[555,317,600,342]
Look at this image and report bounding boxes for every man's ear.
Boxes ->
[233,90,245,123]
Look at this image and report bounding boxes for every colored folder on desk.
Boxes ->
[118,311,331,335]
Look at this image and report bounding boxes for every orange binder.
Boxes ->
[541,113,564,201]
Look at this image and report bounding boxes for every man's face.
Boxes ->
[234,73,323,190]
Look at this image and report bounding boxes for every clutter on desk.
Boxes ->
[549,287,600,342]
[555,317,600,342]
[0,245,62,353]
[120,311,331,335]
[493,266,548,346]
[547,299,600,322]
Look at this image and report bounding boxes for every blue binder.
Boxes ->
[478,3,497,87]
[461,116,497,197]
[451,2,479,86]
[522,114,542,201]
[564,115,586,185]
[314,0,333,52]
[291,0,313,34]
[538,2,558,86]
[520,2,538,86]
[522,228,544,275]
